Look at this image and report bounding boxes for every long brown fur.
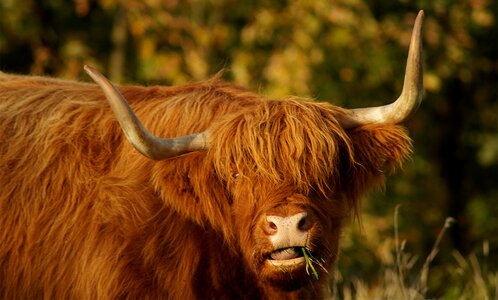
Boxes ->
[0,71,412,299]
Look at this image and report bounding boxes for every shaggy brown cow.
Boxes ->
[0,11,423,299]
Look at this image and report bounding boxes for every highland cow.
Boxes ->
[0,11,424,299]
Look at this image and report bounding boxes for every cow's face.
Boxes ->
[151,98,413,290]
[207,100,356,290]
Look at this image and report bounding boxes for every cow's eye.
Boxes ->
[232,173,240,180]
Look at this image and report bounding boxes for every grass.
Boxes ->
[301,247,327,280]
[329,206,498,299]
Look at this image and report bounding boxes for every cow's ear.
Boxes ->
[350,124,412,174]
[342,124,413,202]
[152,153,234,240]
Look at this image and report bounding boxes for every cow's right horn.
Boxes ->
[337,10,424,129]
[84,65,209,160]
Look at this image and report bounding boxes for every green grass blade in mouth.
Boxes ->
[301,247,327,280]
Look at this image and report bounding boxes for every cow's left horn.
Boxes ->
[338,10,424,129]
[84,65,209,160]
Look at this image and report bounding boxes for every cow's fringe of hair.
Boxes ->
[209,98,353,194]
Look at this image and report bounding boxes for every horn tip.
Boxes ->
[83,65,107,86]
[83,64,99,79]
[416,10,425,23]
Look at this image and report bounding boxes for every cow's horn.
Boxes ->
[84,65,209,160]
[338,10,424,129]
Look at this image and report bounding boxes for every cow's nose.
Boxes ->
[264,212,314,248]
[266,212,311,234]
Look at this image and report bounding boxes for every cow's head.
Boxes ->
[85,11,423,291]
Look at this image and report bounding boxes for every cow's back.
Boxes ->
[0,74,130,298]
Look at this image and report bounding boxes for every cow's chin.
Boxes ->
[257,247,321,291]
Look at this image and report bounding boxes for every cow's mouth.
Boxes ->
[267,247,306,267]
[261,246,327,289]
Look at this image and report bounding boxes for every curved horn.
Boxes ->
[339,10,424,129]
[84,65,209,160]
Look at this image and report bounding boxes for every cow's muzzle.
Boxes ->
[263,212,314,267]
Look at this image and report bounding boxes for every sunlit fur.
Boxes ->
[0,71,412,299]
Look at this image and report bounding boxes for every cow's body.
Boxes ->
[0,11,423,299]
[0,71,409,299]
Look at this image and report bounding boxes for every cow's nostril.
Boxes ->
[269,221,277,230]
[263,219,278,235]
[297,214,311,231]
[297,217,306,230]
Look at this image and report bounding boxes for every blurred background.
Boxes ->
[1,0,496,298]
